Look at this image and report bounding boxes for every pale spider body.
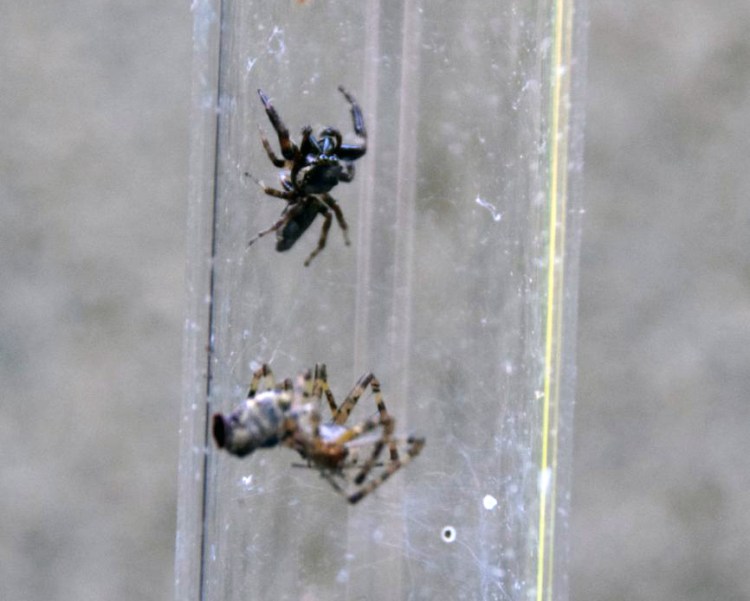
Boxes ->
[212,363,424,504]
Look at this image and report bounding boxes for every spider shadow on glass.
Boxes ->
[245,86,367,267]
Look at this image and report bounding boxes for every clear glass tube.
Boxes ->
[176,1,586,600]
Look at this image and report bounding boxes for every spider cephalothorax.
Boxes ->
[212,363,424,504]
[247,87,367,266]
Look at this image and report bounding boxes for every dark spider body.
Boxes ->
[247,87,367,266]
[212,363,424,504]
[276,198,322,252]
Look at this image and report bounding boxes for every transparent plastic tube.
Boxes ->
[176,1,586,600]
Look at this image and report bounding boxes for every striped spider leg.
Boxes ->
[294,365,425,504]
[212,363,425,504]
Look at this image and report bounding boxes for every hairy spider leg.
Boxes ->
[347,434,425,504]
[332,373,376,423]
[257,125,287,168]
[246,171,339,259]
[303,205,333,267]
[247,216,289,248]
[333,374,400,465]
[309,367,391,447]
[319,193,351,246]
[298,368,314,401]
[298,126,320,155]
[259,184,297,201]
[289,374,324,440]
[247,192,310,248]
[312,364,339,417]
[244,172,297,202]
[258,89,296,160]
[331,411,391,449]
[299,368,323,436]
[324,410,401,503]
[320,471,347,496]
[336,85,367,160]
[350,412,394,486]
[290,126,316,186]
[247,363,276,398]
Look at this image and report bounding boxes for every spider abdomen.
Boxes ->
[212,392,292,457]
[276,201,322,251]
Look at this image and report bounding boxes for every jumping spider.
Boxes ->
[212,363,424,504]
[247,86,367,266]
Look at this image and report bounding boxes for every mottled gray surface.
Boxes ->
[1,1,748,600]
[572,2,750,600]
[0,3,190,600]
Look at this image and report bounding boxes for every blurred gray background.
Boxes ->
[1,1,748,600]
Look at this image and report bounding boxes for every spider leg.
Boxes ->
[290,127,316,187]
[258,89,296,160]
[351,413,394,486]
[323,412,389,486]
[331,373,367,425]
[257,126,287,168]
[313,364,339,416]
[244,172,298,201]
[333,374,385,425]
[247,195,314,250]
[347,434,425,504]
[247,363,275,398]
[335,373,400,464]
[298,368,315,402]
[332,408,386,445]
[320,194,351,246]
[247,217,289,248]
[323,410,407,503]
[298,126,321,156]
[303,206,333,267]
[338,144,366,160]
[263,187,297,201]
[321,471,347,496]
[337,85,367,160]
